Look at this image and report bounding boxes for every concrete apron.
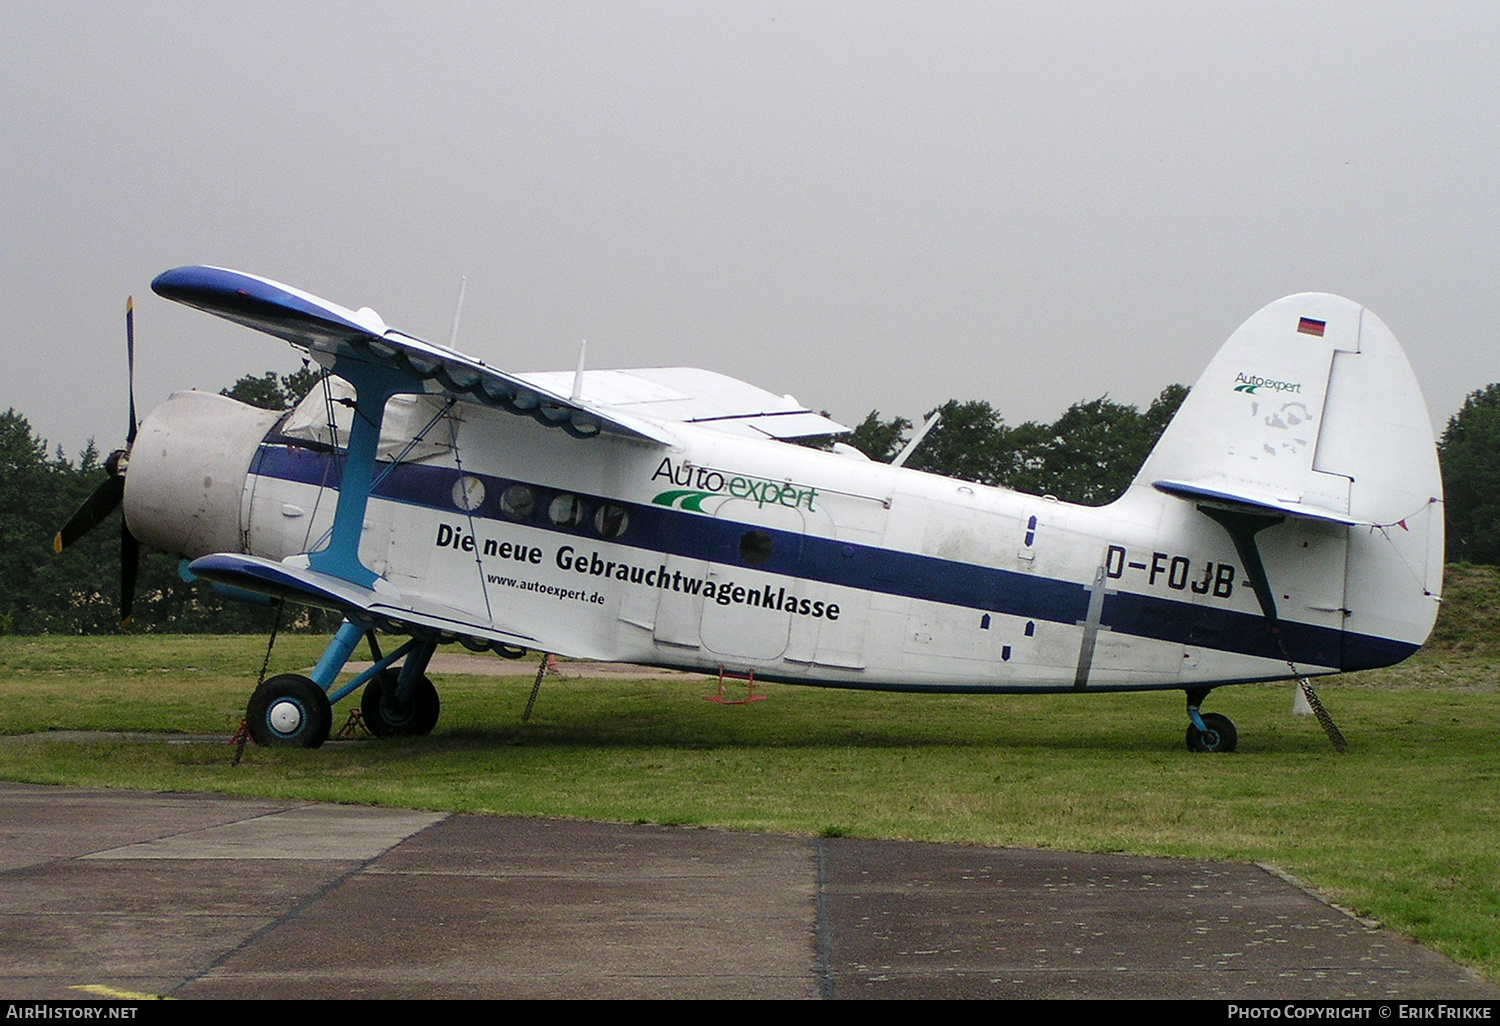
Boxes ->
[0,782,1493,1000]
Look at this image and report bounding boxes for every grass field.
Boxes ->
[1,566,1497,982]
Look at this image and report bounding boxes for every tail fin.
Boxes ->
[1134,293,1443,663]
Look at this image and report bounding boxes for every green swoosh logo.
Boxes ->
[652,490,715,512]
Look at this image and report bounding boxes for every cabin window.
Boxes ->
[549,494,586,528]
[500,484,535,521]
[595,504,630,538]
[739,529,774,566]
[452,475,486,512]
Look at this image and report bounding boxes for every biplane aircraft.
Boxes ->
[57,266,1444,752]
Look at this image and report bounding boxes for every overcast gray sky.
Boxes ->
[4,1,1497,459]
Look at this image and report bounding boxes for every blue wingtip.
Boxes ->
[151,265,282,313]
[151,265,254,304]
[149,264,208,298]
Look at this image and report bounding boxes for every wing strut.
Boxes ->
[306,360,420,588]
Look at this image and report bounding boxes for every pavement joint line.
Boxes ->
[0,796,307,869]
[813,837,835,1001]
[162,810,453,998]
[80,802,310,860]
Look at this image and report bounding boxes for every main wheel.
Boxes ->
[361,669,440,737]
[246,674,332,749]
[1186,712,1238,753]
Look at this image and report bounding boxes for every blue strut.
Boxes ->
[301,356,442,705]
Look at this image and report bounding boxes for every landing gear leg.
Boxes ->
[1184,687,1237,754]
[309,619,368,690]
[361,636,441,737]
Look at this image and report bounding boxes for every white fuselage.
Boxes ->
[192,393,1402,693]
[129,272,1443,703]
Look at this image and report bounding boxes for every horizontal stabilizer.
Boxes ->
[1152,479,1367,526]
[189,553,534,646]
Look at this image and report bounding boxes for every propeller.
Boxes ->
[53,297,142,629]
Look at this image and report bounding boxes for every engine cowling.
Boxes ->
[123,391,280,559]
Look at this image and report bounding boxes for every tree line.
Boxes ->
[826,385,1189,505]
[2,372,1496,634]
[1439,384,1500,564]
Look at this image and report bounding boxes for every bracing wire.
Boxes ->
[447,401,495,623]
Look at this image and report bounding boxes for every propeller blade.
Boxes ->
[53,294,145,631]
[120,522,140,631]
[126,296,138,445]
[53,474,125,553]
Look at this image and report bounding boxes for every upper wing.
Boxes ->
[152,266,847,443]
[152,265,671,443]
[515,366,846,440]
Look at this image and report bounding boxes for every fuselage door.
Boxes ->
[700,500,805,662]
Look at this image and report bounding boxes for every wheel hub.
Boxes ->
[382,695,412,725]
[268,699,304,735]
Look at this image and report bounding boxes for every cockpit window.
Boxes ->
[276,377,455,464]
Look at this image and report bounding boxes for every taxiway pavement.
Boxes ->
[1,782,1493,1000]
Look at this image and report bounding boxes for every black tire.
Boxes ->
[1186,712,1238,753]
[246,674,332,749]
[361,669,440,737]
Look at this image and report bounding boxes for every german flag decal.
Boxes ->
[1297,316,1327,337]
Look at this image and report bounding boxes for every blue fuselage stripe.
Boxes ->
[248,444,1415,672]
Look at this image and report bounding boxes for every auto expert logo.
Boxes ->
[1233,372,1303,395]
[650,456,819,512]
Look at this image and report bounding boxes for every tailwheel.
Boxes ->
[1186,712,1238,753]
[1184,688,1237,753]
[361,669,441,737]
[246,674,332,749]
